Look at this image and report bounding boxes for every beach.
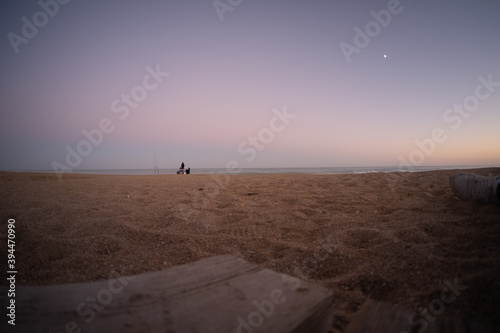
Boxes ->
[1,168,499,331]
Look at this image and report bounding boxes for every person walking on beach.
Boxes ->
[449,173,500,205]
[180,162,184,170]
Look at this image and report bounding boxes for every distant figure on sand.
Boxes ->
[177,162,190,175]
[449,173,500,205]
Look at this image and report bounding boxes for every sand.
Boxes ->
[1,168,499,331]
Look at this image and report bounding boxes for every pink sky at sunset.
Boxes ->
[1,0,499,171]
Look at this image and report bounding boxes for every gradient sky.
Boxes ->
[1,0,499,170]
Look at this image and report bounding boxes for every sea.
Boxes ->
[13,166,492,176]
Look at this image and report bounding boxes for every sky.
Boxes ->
[0,0,499,170]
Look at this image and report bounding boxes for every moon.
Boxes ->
[384,54,387,58]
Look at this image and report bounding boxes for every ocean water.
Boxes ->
[19,166,484,176]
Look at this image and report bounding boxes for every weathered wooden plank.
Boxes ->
[1,255,334,333]
[344,299,500,333]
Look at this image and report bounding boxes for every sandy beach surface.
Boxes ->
[1,168,499,331]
